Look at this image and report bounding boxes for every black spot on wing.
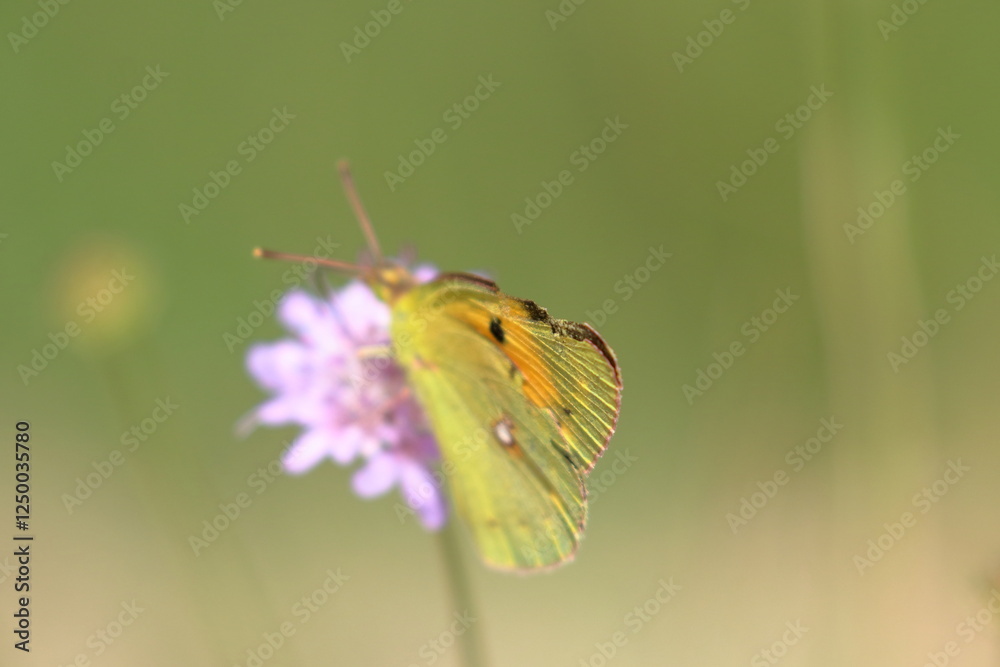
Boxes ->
[489,317,505,343]
[518,298,549,322]
[553,440,580,470]
[513,297,617,382]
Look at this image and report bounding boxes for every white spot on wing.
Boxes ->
[494,417,515,447]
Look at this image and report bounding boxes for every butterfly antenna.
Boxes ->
[338,160,384,266]
[253,247,364,275]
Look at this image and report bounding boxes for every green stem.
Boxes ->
[435,521,488,667]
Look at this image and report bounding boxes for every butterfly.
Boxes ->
[255,162,622,572]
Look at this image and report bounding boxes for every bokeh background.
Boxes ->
[3,1,999,665]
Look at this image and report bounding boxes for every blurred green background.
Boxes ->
[3,0,1000,665]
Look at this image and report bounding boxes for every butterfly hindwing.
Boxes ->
[391,273,622,571]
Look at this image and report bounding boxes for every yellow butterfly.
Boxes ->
[256,162,622,572]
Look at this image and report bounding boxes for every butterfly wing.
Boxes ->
[391,273,622,571]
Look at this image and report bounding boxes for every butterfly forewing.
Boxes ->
[391,274,621,571]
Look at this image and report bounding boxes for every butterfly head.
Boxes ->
[365,261,416,304]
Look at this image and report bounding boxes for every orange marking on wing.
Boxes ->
[506,334,561,411]
[446,297,562,413]
[473,308,560,411]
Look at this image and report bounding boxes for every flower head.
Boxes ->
[244,268,446,530]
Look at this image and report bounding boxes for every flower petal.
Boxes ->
[282,428,334,475]
[255,397,298,426]
[278,291,346,352]
[413,264,438,284]
[339,424,381,464]
[333,282,390,341]
[279,290,325,332]
[246,341,311,393]
[351,451,399,498]
[400,460,447,531]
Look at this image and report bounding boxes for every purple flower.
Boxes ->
[244,270,446,530]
